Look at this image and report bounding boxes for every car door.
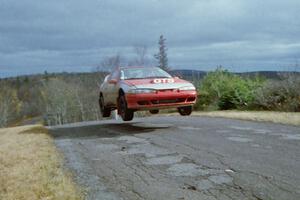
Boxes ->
[106,70,119,105]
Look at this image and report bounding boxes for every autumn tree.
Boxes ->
[0,86,21,127]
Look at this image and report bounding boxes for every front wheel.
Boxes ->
[99,95,111,117]
[118,94,134,121]
[178,106,192,116]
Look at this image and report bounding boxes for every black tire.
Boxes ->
[99,95,111,117]
[178,106,192,116]
[118,94,134,121]
[149,109,159,114]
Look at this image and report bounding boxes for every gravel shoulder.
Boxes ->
[193,111,300,126]
[165,111,300,126]
[49,116,300,200]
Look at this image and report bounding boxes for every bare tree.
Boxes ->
[0,94,10,127]
[96,54,122,72]
[73,77,86,121]
[132,45,148,66]
[43,79,75,125]
[0,87,20,127]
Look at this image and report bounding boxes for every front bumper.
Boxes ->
[126,90,197,110]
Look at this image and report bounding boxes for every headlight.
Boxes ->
[179,85,196,91]
[128,88,156,94]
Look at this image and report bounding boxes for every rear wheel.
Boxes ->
[118,94,134,121]
[149,109,159,114]
[99,95,111,117]
[178,106,192,116]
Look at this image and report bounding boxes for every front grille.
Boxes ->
[151,98,185,104]
[187,97,196,102]
[137,101,150,105]
[158,89,175,92]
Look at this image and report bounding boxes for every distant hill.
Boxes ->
[171,69,300,80]
[170,70,207,80]
[0,71,107,84]
[236,71,300,79]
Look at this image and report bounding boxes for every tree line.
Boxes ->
[0,72,105,127]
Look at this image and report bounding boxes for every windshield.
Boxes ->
[121,67,172,80]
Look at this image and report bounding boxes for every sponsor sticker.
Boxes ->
[153,78,175,84]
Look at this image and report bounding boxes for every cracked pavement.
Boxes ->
[49,116,300,200]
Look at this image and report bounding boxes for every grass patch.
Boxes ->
[20,126,49,134]
[0,125,82,200]
[192,111,300,126]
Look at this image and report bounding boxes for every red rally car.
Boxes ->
[99,66,197,121]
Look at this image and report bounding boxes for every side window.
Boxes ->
[120,70,125,80]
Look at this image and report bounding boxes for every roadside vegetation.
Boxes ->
[194,68,264,110]
[0,72,107,127]
[0,125,82,200]
[0,68,299,127]
[194,68,300,112]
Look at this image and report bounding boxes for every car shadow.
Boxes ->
[48,122,171,139]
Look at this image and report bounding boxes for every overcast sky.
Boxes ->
[0,0,300,77]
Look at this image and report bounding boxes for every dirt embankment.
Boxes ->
[0,125,82,200]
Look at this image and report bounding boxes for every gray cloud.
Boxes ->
[0,0,300,77]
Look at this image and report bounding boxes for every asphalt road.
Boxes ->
[49,116,300,200]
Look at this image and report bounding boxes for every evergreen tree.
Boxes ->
[154,35,169,71]
[44,70,49,81]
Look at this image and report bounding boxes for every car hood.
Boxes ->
[123,78,194,90]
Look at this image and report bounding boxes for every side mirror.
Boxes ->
[108,79,117,84]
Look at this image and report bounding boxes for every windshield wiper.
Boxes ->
[125,76,171,80]
[124,77,145,80]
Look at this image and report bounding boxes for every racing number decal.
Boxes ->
[153,78,175,84]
